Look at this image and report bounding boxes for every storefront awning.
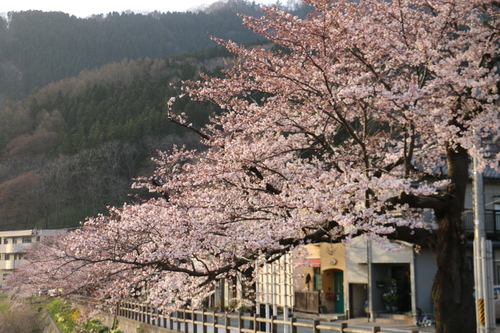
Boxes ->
[303,258,321,267]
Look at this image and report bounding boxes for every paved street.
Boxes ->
[171,316,435,333]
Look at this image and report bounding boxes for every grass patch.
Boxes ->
[45,299,80,333]
[44,298,122,333]
[0,296,11,311]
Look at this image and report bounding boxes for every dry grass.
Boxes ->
[0,296,41,333]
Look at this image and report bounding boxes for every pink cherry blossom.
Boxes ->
[8,1,499,332]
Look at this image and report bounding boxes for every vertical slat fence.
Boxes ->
[117,301,419,333]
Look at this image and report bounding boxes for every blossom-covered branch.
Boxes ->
[8,1,499,331]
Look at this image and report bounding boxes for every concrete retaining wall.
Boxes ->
[96,311,176,333]
[39,309,63,333]
[115,315,177,333]
[39,306,174,333]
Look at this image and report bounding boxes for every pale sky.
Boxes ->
[1,0,279,18]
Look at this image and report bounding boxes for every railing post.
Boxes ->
[271,315,277,333]
[340,322,347,333]
[202,309,208,333]
[192,309,197,333]
[372,326,380,333]
[290,317,297,333]
[238,312,244,331]
[224,312,229,333]
[312,319,320,333]
[177,311,181,331]
[253,313,258,333]
[184,309,189,333]
[213,312,217,333]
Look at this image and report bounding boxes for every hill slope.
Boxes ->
[0,49,231,230]
[0,0,266,100]
[0,0,310,230]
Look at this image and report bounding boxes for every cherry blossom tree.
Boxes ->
[8,0,500,332]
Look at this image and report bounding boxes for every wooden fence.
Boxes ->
[294,291,320,314]
[117,302,419,333]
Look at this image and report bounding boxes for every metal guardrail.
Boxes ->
[117,302,418,333]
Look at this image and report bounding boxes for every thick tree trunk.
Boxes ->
[431,146,476,333]
[431,214,476,333]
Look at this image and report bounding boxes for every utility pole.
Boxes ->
[283,254,289,333]
[473,137,495,333]
[367,239,373,322]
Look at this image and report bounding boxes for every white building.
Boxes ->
[0,228,62,285]
[256,253,294,315]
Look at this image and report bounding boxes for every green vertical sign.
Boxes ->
[315,274,323,291]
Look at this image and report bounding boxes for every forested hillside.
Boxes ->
[0,0,290,100]
[0,52,225,230]
[0,0,313,231]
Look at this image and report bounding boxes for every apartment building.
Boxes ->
[0,228,62,286]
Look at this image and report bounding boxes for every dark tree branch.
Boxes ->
[373,157,405,178]
[387,225,436,249]
[245,165,282,195]
[168,116,211,140]
[386,191,447,218]
[247,166,263,180]
[150,178,170,201]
